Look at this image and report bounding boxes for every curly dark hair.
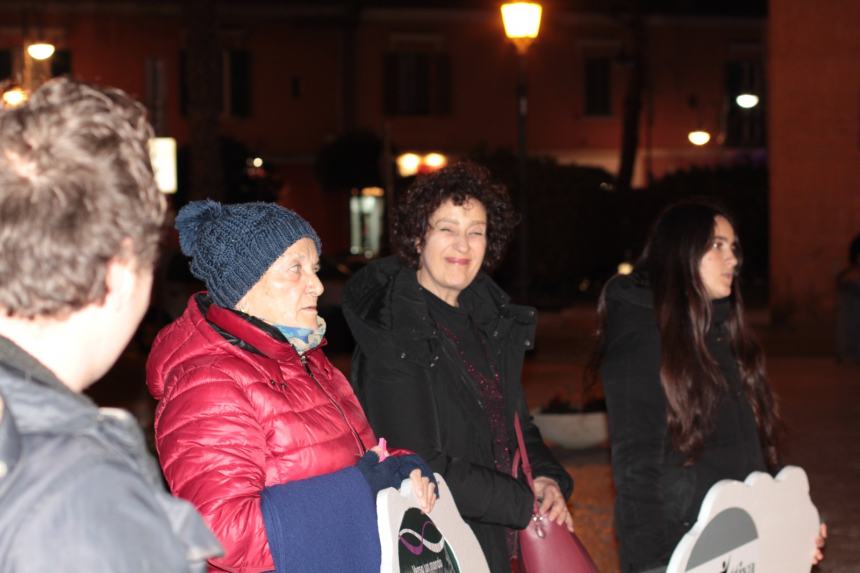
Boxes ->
[392,161,518,270]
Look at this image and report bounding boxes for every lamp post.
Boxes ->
[501,2,541,301]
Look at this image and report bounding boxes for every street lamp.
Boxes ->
[735,93,759,109]
[501,2,542,53]
[688,130,711,146]
[501,1,542,301]
[26,42,55,61]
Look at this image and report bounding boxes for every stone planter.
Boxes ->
[531,409,609,449]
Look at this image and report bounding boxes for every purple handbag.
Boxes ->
[513,414,599,573]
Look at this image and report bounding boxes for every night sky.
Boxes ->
[144,0,767,18]
[292,0,766,17]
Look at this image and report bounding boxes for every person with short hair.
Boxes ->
[836,233,860,363]
[0,78,221,572]
[146,200,436,573]
[343,161,573,573]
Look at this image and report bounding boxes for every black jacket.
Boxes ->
[343,257,572,573]
[600,275,767,572]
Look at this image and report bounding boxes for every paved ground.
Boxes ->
[522,308,860,573]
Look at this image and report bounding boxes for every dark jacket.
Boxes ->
[343,256,572,573]
[600,275,767,572]
[0,335,221,572]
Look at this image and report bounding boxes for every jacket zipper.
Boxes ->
[299,353,366,456]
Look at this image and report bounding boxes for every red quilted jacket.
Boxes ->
[146,294,376,572]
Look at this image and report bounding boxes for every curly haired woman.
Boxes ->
[343,161,572,573]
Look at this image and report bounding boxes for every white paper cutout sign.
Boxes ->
[377,474,490,573]
[668,466,820,573]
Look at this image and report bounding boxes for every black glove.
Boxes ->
[355,451,439,498]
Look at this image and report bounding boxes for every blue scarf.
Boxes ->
[275,316,326,354]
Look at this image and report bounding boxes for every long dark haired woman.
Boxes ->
[593,200,823,572]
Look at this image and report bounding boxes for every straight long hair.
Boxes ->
[594,201,781,468]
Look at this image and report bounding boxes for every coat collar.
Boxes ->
[201,294,327,363]
[0,334,70,394]
[344,256,536,351]
[0,386,19,480]
[0,334,101,478]
[0,335,98,428]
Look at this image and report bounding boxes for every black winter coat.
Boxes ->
[600,275,767,572]
[343,257,572,573]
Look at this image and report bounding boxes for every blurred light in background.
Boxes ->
[688,130,711,146]
[149,137,177,194]
[26,43,55,61]
[735,93,759,109]
[396,153,422,177]
[617,262,634,275]
[423,152,448,170]
[245,156,267,178]
[2,87,28,108]
[396,152,449,177]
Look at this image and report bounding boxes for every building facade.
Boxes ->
[0,1,766,258]
[769,0,860,321]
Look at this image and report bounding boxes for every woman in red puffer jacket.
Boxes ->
[147,200,435,573]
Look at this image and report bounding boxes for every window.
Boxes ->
[227,49,251,117]
[145,58,167,134]
[50,50,72,77]
[584,56,611,116]
[725,59,764,147]
[350,188,384,257]
[179,48,251,118]
[384,50,451,116]
[0,50,12,81]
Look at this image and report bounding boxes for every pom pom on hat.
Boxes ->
[175,199,223,257]
[175,200,322,309]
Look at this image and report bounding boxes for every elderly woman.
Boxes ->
[343,161,573,573]
[147,200,435,573]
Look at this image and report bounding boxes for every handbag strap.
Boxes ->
[511,412,535,493]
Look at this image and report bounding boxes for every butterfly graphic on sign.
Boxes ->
[397,508,459,573]
[377,475,490,573]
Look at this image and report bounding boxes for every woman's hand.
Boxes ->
[813,523,827,565]
[409,468,437,514]
[533,476,574,532]
[358,448,437,514]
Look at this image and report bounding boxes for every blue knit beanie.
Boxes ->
[175,200,322,309]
